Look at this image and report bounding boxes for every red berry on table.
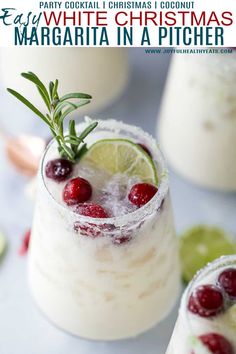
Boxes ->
[75,203,109,218]
[19,229,31,256]
[45,158,73,182]
[199,333,233,354]
[63,177,92,206]
[188,285,224,318]
[138,143,152,157]
[218,268,236,299]
[128,183,158,208]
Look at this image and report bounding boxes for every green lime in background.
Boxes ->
[180,225,236,283]
[0,231,6,260]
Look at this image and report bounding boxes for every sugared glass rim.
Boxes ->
[182,255,236,339]
[185,254,236,302]
[40,118,169,226]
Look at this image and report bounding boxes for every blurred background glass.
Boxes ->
[158,52,236,191]
[0,48,129,114]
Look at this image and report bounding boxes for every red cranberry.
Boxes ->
[75,203,109,218]
[128,183,158,208]
[138,143,152,157]
[199,333,233,354]
[74,203,109,238]
[74,223,102,238]
[63,177,92,206]
[188,285,224,318]
[19,229,31,255]
[218,268,236,299]
[112,234,132,245]
[45,158,73,182]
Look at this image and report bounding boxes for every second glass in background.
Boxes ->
[0,48,129,113]
[158,51,236,191]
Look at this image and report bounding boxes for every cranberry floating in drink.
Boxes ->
[45,158,73,182]
[166,256,236,354]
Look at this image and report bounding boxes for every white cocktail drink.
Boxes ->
[158,52,236,191]
[0,48,128,112]
[166,256,236,354]
[28,119,180,340]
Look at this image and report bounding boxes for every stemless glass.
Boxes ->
[166,255,236,354]
[158,51,236,191]
[28,119,180,340]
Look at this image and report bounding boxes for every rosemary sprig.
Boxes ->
[7,72,98,162]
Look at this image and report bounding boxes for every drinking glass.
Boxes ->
[166,255,236,354]
[29,119,180,340]
[158,51,236,191]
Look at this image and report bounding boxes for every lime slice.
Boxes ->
[0,232,6,259]
[180,225,236,283]
[81,139,158,185]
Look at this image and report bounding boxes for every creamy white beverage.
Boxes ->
[0,48,128,112]
[166,256,236,354]
[28,119,180,340]
[158,51,236,191]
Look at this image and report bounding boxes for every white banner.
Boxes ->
[0,0,236,47]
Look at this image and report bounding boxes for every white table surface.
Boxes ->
[0,48,236,354]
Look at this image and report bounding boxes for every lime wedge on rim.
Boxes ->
[180,225,236,283]
[81,139,158,185]
[0,232,6,259]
